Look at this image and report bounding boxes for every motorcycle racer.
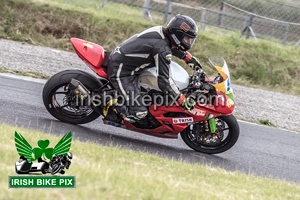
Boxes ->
[107,15,202,125]
[43,31,240,154]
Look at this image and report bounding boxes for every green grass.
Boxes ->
[0,0,154,50]
[289,129,300,133]
[0,67,49,79]
[258,119,275,127]
[1,123,300,199]
[0,0,300,96]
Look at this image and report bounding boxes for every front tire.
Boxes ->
[180,115,239,154]
[43,70,103,124]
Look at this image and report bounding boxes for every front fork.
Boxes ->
[203,119,216,133]
[209,118,217,133]
[190,118,216,134]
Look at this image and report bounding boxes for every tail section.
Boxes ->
[70,38,108,79]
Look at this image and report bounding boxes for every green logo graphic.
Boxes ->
[14,131,73,175]
[11,131,75,188]
[15,131,72,162]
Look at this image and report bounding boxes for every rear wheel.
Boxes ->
[180,115,239,154]
[42,70,103,124]
[41,164,48,174]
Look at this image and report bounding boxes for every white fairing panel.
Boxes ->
[139,61,189,91]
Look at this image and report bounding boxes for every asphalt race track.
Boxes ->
[0,73,299,183]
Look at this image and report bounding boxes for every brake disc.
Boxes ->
[191,120,225,146]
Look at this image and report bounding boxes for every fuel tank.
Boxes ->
[139,61,189,91]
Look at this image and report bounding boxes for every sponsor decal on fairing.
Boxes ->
[172,117,194,124]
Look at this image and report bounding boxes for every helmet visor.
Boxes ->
[183,36,196,48]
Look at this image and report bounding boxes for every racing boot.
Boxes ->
[128,112,161,129]
[122,110,148,128]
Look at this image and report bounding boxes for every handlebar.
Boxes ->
[190,65,206,87]
[189,65,215,94]
[194,65,202,72]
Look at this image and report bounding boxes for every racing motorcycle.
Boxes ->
[42,38,239,154]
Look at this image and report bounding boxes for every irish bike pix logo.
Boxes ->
[9,131,75,188]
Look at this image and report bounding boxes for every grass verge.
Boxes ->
[0,67,49,79]
[236,117,275,128]
[1,123,300,200]
[258,119,275,127]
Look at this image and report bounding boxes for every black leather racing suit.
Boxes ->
[108,26,185,119]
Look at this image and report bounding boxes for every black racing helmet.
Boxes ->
[166,14,198,51]
[67,152,73,159]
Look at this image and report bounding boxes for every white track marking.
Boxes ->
[237,120,299,134]
[0,73,46,84]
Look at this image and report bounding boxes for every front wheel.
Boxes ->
[180,115,239,154]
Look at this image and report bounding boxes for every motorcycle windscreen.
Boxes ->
[209,57,234,101]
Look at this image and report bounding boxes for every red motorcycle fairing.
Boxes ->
[104,119,179,139]
[105,104,226,139]
[70,38,108,79]
[201,91,235,115]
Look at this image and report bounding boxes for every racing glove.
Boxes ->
[171,47,186,59]
[177,94,196,111]
[183,52,202,70]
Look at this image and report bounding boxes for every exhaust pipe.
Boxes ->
[68,78,91,106]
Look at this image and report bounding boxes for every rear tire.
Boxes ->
[180,115,239,154]
[41,164,47,174]
[43,70,103,124]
